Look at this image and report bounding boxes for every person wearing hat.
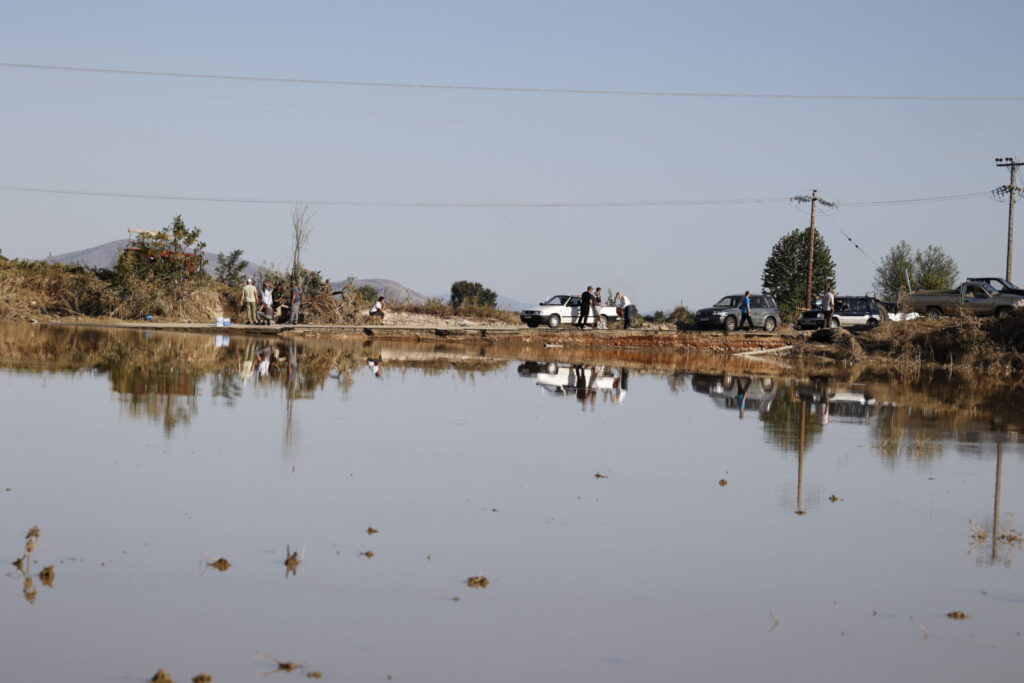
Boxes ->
[240,278,259,324]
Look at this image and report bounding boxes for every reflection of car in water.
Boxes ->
[517,362,628,403]
[690,373,776,414]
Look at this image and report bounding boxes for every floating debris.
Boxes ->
[38,566,55,587]
[450,596,461,602]
[151,669,173,682]
[25,537,36,553]
[306,672,322,679]
[795,510,806,515]
[1000,529,1023,544]
[969,523,988,542]
[467,576,489,589]
[718,479,728,487]
[192,675,212,683]
[360,550,375,559]
[12,555,26,572]
[828,494,840,502]
[284,546,301,575]
[947,611,967,620]
[594,473,608,479]
[23,576,36,604]
[207,558,231,572]
[366,527,379,535]
[26,526,40,540]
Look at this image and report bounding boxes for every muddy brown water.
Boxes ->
[1,323,1022,682]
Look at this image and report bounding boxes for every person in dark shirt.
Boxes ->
[738,291,754,331]
[578,286,594,329]
[288,279,302,324]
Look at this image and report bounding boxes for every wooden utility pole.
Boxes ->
[790,190,835,308]
[995,158,1022,281]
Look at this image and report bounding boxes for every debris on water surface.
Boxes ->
[23,576,36,604]
[208,558,231,572]
[594,473,608,479]
[12,555,26,572]
[192,675,212,683]
[151,669,173,682]
[795,510,806,515]
[259,652,306,673]
[25,537,36,553]
[969,523,988,542]
[1000,528,1023,544]
[26,526,40,540]
[947,611,967,620]
[38,566,55,587]
[828,494,841,502]
[306,672,322,679]
[366,527,379,535]
[718,479,728,487]
[450,596,460,602]
[467,576,489,589]
[360,550,375,559]
[284,546,301,575]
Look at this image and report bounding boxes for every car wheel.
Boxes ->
[763,317,777,332]
[546,314,561,328]
[526,321,540,328]
[926,307,942,320]
[829,318,840,328]
[598,314,608,327]
[866,318,879,327]
[723,316,737,332]
[996,306,1012,320]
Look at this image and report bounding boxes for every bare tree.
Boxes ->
[290,204,315,284]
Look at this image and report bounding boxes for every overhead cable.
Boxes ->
[2,62,1022,102]
[0,184,791,207]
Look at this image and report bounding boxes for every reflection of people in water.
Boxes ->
[367,357,383,378]
[257,346,274,379]
[735,377,751,419]
[613,368,629,403]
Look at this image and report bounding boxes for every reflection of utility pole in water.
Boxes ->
[283,342,299,461]
[796,401,807,514]
[992,441,1004,564]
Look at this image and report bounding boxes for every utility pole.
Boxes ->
[791,190,837,308]
[995,158,1022,282]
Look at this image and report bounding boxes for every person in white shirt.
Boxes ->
[369,296,386,322]
[823,288,836,328]
[615,292,637,329]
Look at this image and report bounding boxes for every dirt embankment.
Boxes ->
[796,313,1024,376]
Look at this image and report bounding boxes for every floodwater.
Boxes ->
[2,323,1023,682]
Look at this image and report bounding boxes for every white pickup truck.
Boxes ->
[520,295,621,328]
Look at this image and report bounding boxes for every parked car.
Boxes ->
[907,281,1024,319]
[798,296,889,329]
[967,277,1024,297]
[695,294,780,332]
[520,295,620,328]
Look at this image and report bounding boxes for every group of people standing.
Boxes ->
[577,286,637,330]
[239,278,302,325]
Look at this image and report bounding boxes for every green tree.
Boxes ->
[214,249,249,286]
[761,227,837,320]
[914,245,959,291]
[873,241,959,299]
[872,240,914,300]
[352,284,380,304]
[450,280,497,308]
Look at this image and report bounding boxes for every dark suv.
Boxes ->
[695,294,781,332]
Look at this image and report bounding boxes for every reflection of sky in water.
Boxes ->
[1,325,1023,683]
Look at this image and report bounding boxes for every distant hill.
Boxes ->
[46,241,429,304]
[334,278,429,304]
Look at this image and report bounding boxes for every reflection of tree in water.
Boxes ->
[211,370,243,406]
[871,406,944,462]
[760,385,823,453]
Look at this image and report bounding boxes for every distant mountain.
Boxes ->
[47,239,128,270]
[335,278,429,304]
[46,240,429,304]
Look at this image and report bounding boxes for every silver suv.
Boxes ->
[695,294,780,332]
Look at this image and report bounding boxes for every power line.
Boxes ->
[0,184,998,208]
[0,184,791,207]
[2,61,1023,102]
[841,191,991,206]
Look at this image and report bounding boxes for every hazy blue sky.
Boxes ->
[2,0,1022,309]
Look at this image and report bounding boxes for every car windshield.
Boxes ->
[543,295,570,305]
[978,282,997,294]
[714,296,740,307]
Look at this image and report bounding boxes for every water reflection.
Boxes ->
[517,362,629,410]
